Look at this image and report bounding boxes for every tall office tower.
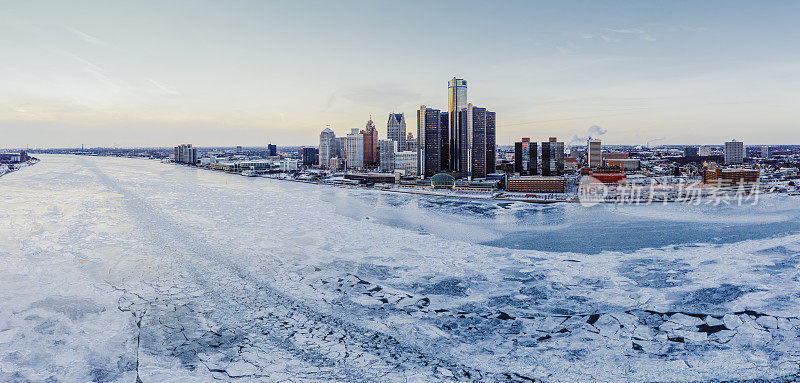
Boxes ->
[300,147,318,166]
[514,138,538,175]
[363,118,378,167]
[173,144,197,164]
[762,145,770,159]
[379,139,397,172]
[334,137,346,159]
[267,144,277,157]
[417,105,444,178]
[541,137,565,176]
[319,128,336,168]
[439,112,449,169]
[486,111,496,174]
[587,139,602,168]
[458,103,494,179]
[387,113,407,151]
[448,77,468,172]
[684,147,699,157]
[724,140,744,165]
[345,128,364,169]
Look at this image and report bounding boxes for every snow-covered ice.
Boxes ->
[1,155,800,382]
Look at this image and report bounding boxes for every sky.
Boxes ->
[1,0,799,148]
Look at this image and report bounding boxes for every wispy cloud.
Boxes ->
[64,26,109,47]
[607,28,655,41]
[148,79,179,96]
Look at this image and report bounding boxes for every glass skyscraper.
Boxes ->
[448,77,467,172]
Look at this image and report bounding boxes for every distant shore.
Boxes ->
[0,158,38,178]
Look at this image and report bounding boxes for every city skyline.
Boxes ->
[2,1,800,148]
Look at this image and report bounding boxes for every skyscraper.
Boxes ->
[724,140,744,165]
[318,128,336,168]
[345,128,364,169]
[379,139,397,172]
[514,138,537,175]
[541,137,565,176]
[173,144,197,164]
[762,145,770,159]
[486,111,496,174]
[363,118,378,167]
[587,139,602,168]
[458,104,495,179]
[300,147,318,167]
[417,105,444,178]
[448,77,467,172]
[387,113,407,152]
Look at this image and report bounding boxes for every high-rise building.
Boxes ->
[363,118,378,167]
[345,128,364,169]
[541,137,565,176]
[724,140,744,165]
[762,145,770,159]
[458,104,495,179]
[387,113,407,152]
[448,77,468,172]
[173,144,197,164]
[699,146,712,157]
[514,138,537,175]
[267,143,277,157]
[486,111,496,174]
[300,147,318,167]
[684,147,699,157]
[417,105,444,178]
[587,139,602,168]
[318,128,336,168]
[379,139,397,172]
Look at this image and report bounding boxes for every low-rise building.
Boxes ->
[506,176,566,193]
[702,163,759,186]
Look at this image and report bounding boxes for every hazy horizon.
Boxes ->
[2,0,799,148]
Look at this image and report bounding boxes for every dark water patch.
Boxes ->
[482,220,800,254]
[674,284,750,313]
[418,278,469,297]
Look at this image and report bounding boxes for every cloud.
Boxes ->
[148,79,179,96]
[607,28,655,41]
[64,26,109,47]
[568,124,608,145]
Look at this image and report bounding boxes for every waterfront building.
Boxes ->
[506,176,566,193]
[173,144,197,164]
[724,140,744,165]
[541,137,565,176]
[301,147,318,167]
[363,118,379,167]
[267,143,277,157]
[345,128,364,169]
[587,139,602,168]
[458,103,495,179]
[318,128,336,168]
[387,113,407,152]
[394,151,417,176]
[703,162,759,186]
[417,105,444,178]
[448,77,468,172]
[379,139,397,172]
[514,138,537,175]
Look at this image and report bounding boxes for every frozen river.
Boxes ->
[1,155,800,382]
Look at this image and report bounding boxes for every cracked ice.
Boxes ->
[1,155,800,382]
